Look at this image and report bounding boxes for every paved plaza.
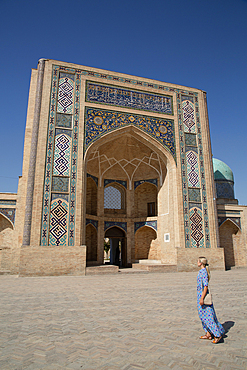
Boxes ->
[0,268,246,370]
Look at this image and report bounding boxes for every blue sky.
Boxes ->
[0,0,246,204]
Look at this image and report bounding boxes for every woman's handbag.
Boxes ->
[201,279,213,305]
[204,291,213,305]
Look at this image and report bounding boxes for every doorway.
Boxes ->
[105,227,126,267]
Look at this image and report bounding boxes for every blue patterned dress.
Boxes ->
[197,268,225,337]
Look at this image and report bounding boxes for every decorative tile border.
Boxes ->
[134,220,157,233]
[86,218,98,230]
[85,81,173,115]
[177,93,210,248]
[41,67,81,246]
[104,179,127,189]
[134,179,158,190]
[84,107,175,159]
[104,221,127,232]
[0,200,16,206]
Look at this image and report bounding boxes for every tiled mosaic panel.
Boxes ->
[186,149,200,188]
[0,208,15,224]
[53,133,72,177]
[49,198,69,246]
[185,133,197,146]
[104,179,127,189]
[215,181,234,199]
[134,220,157,233]
[86,82,173,115]
[134,179,158,189]
[182,96,196,133]
[52,177,69,193]
[189,207,204,248]
[84,108,175,159]
[188,188,201,202]
[104,221,127,232]
[51,193,69,201]
[86,218,98,230]
[56,113,72,128]
[177,92,210,248]
[57,73,74,114]
[41,67,81,246]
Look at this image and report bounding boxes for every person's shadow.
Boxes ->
[221,321,235,341]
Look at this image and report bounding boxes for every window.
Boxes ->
[104,185,125,209]
[147,202,156,216]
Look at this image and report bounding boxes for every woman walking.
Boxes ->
[197,257,225,343]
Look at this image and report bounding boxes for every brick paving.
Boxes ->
[0,268,246,370]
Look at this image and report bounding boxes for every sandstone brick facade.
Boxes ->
[0,59,246,275]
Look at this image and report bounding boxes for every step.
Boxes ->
[0,270,11,275]
[132,263,177,273]
[138,259,162,265]
[86,265,119,275]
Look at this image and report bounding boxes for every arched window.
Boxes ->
[104,184,125,210]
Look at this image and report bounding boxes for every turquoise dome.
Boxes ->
[212,158,234,182]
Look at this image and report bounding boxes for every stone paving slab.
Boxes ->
[0,268,246,369]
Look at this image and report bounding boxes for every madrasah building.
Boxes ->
[0,59,246,276]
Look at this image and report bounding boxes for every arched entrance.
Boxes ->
[105,227,126,267]
[84,125,179,267]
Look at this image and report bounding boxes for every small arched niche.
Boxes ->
[134,183,157,218]
[85,224,97,263]
[134,226,158,260]
[219,219,241,269]
[86,177,97,216]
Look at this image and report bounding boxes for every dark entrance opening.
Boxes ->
[105,227,126,267]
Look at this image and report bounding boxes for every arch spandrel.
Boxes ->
[84,107,176,162]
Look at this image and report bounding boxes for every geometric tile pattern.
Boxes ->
[86,218,98,230]
[186,149,200,188]
[188,188,201,202]
[57,74,74,114]
[189,207,204,248]
[177,92,210,248]
[134,179,158,190]
[53,134,72,176]
[48,198,69,246]
[182,96,196,133]
[134,220,157,233]
[41,67,81,246]
[52,177,69,193]
[56,113,72,128]
[0,208,16,224]
[86,82,173,114]
[84,108,176,159]
[68,72,81,245]
[104,221,127,232]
